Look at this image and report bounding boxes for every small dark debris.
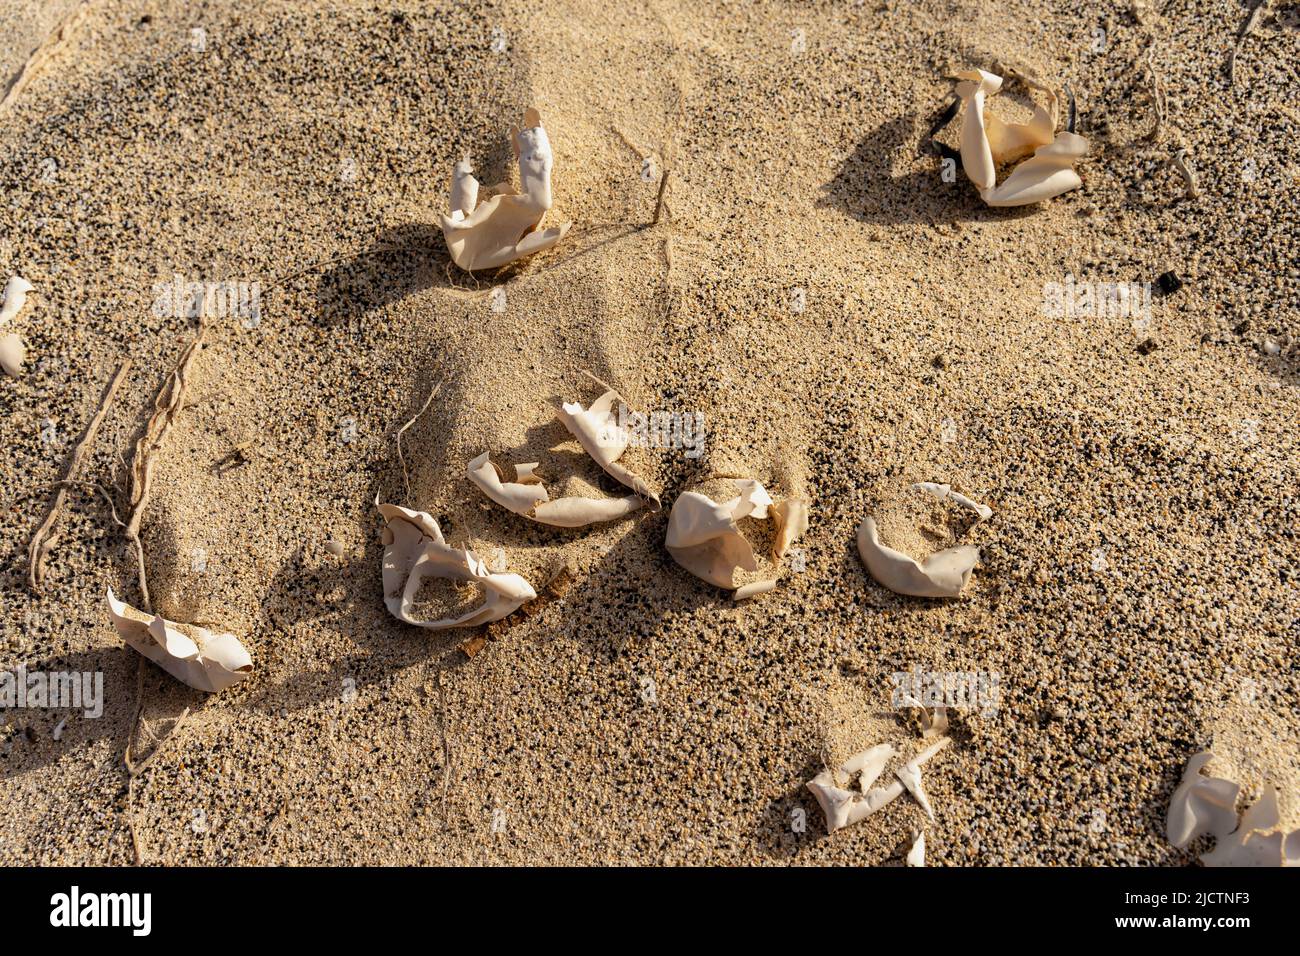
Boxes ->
[1156,271,1183,295]
[1136,338,1159,355]
[1233,320,1251,336]
[138,15,152,25]
[932,354,948,370]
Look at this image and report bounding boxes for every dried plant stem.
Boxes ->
[1172,148,1200,198]
[28,360,131,591]
[1,1,100,113]
[1145,48,1167,143]
[119,290,212,865]
[612,125,651,159]
[651,169,671,225]
[125,687,192,865]
[396,378,443,502]
[1228,0,1268,86]
[579,368,635,409]
[124,296,213,612]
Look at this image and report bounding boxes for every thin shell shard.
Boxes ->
[557,389,660,508]
[906,830,926,867]
[806,744,897,833]
[378,503,536,629]
[1165,751,1241,848]
[105,588,253,693]
[980,132,1088,207]
[0,276,33,327]
[439,108,571,271]
[912,482,993,521]
[0,333,25,377]
[771,498,810,561]
[955,69,1002,191]
[467,451,642,527]
[856,516,978,598]
[665,490,758,588]
[896,762,935,822]
[894,737,950,823]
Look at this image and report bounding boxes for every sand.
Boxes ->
[0,0,1297,865]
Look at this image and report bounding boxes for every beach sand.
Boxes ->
[0,0,1296,864]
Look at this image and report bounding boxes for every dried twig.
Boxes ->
[1228,0,1268,86]
[1145,47,1167,143]
[651,169,671,225]
[579,368,633,408]
[396,378,443,502]
[1,1,100,113]
[118,292,212,865]
[1172,148,1200,198]
[612,125,651,159]
[124,694,192,865]
[124,291,213,611]
[28,361,131,590]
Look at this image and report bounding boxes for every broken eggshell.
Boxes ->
[856,516,979,598]
[378,503,536,629]
[439,108,571,271]
[980,132,1088,207]
[105,588,253,693]
[954,69,1085,207]
[557,389,661,508]
[467,451,643,527]
[0,276,33,377]
[806,744,897,833]
[666,489,759,589]
[912,482,993,521]
[1165,751,1241,849]
[771,498,810,561]
[0,276,33,328]
[0,333,25,377]
[1167,753,1300,867]
[807,737,951,834]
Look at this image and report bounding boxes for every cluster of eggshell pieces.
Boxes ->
[1166,752,1300,867]
[954,69,1087,207]
[100,107,997,704]
[806,703,951,863]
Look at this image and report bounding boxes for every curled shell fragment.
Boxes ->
[439,108,571,271]
[468,451,643,527]
[953,69,1086,207]
[557,389,661,508]
[856,517,978,598]
[378,503,536,629]
[105,588,253,693]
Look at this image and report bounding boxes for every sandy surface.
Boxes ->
[0,0,1297,865]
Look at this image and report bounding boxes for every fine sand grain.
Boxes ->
[0,0,1297,864]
